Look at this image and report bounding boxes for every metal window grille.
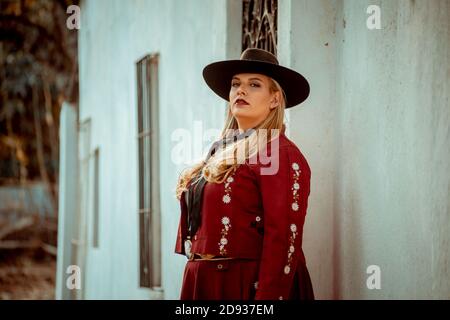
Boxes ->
[242,0,278,55]
[136,54,161,289]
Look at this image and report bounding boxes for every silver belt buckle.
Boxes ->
[184,239,194,260]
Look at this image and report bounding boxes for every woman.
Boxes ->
[174,48,314,300]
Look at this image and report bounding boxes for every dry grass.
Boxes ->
[0,248,56,300]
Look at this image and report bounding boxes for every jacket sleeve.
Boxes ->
[174,191,188,255]
[252,146,311,300]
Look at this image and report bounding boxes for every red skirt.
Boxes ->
[180,258,314,300]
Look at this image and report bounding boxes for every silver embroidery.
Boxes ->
[291,162,301,211]
[219,216,231,255]
[222,174,235,204]
[284,223,298,275]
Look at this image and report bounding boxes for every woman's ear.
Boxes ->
[270,92,281,110]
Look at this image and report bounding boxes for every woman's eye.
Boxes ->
[231,82,260,88]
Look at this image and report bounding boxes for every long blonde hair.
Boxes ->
[175,77,287,200]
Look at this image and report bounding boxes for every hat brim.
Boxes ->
[202,60,310,108]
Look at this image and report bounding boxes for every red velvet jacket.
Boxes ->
[175,132,312,300]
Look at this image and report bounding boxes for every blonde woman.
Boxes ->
[175,48,314,300]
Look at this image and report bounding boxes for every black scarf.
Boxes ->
[185,128,255,237]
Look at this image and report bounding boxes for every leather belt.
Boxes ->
[189,253,236,261]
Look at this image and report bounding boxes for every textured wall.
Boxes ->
[336,0,449,299]
[289,0,449,299]
[73,0,449,300]
[279,0,339,300]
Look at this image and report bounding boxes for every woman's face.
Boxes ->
[229,73,280,130]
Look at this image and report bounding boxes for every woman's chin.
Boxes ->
[231,108,251,118]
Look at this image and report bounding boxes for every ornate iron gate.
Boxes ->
[242,0,278,55]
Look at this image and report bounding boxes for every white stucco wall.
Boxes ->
[72,0,449,300]
[56,103,79,300]
[279,0,339,300]
[336,0,449,299]
[76,0,241,299]
[288,0,449,299]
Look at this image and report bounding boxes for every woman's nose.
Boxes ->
[236,85,246,96]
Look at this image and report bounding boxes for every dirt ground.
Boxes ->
[0,249,56,300]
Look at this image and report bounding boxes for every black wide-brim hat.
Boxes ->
[202,48,310,108]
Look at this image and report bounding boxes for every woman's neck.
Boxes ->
[236,118,263,132]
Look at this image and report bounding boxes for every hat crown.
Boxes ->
[240,48,279,65]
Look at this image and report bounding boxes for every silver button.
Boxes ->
[284,265,291,274]
[217,264,223,270]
